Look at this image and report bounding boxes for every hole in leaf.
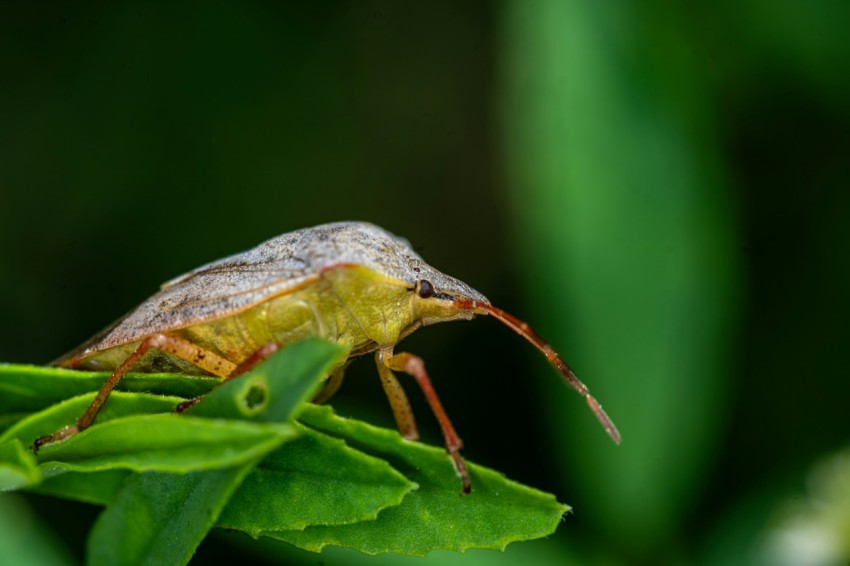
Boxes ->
[242,382,268,412]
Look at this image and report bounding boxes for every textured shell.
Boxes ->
[66,222,490,357]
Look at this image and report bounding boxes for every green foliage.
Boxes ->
[0,339,568,563]
[272,404,567,556]
[88,466,260,566]
[218,424,415,534]
[38,415,292,476]
[0,364,219,416]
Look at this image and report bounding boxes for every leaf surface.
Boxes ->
[0,363,217,413]
[219,423,414,534]
[33,469,128,505]
[269,404,568,556]
[87,464,259,566]
[0,392,183,448]
[35,414,293,477]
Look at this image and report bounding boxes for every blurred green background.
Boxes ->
[1,1,848,564]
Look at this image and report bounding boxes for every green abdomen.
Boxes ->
[73,280,372,374]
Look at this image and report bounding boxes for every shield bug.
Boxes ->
[37,221,620,493]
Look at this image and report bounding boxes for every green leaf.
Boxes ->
[219,423,415,534]
[268,404,568,556]
[501,0,737,550]
[188,338,348,422]
[35,414,294,476]
[0,439,40,491]
[33,469,129,506]
[0,392,183,448]
[0,363,218,414]
[0,414,28,435]
[0,494,75,566]
[87,463,259,566]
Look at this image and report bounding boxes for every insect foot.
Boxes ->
[33,424,79,453]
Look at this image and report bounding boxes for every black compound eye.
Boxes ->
[417,279,435,299]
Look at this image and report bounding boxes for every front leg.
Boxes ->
[378,348,470,495]
[374,352,419,441]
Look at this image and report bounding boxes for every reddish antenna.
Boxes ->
[455,299,621,444]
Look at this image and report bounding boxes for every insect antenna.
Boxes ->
[455,300,622,444]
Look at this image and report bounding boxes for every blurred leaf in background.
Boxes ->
[501,0,740,559]
[0,494,74,566]
[500,0,849,563]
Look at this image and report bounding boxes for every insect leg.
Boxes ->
[227,341,280,379]
[379,349,470,494]
[312,362,349,404]
[374,352,419,441]
[34,334,237,451]
[176,340,281,412]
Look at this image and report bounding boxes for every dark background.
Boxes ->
[1,2,848,564]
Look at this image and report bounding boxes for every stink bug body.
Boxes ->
[38,221,620,493]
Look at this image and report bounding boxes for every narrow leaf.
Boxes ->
[0,392,183,449]
[36,414,294,476]
[0,363,218,414]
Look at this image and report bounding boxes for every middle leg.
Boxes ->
[378,348,470,494]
